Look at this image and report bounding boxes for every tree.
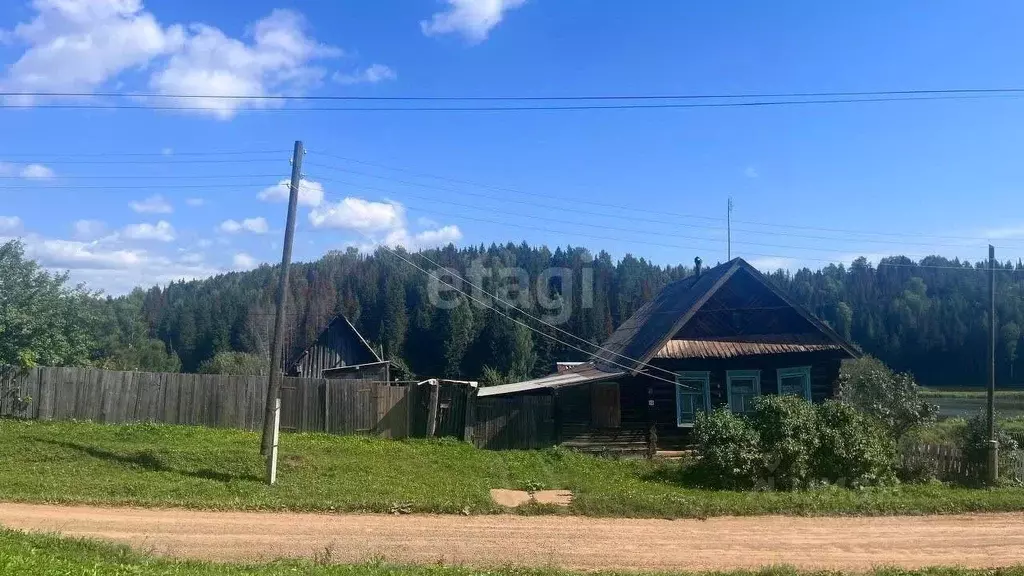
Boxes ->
[0,240,97,369]
[837,356,937,438]
[438,299,474,378]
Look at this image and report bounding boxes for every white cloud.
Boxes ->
[1,3,347,120]
[27,238,146,270]
[219,217,268,234]
[420,0,526,43]
[747,256,795,271]
[985,226,1024,240]
[148,9,341,119]
[334,63,397,85]
[0,0,185,96]
[233,252,258,270]
[744,165,759,179]
[0,161,55,180]
[309,197,404,232]
[19,163,55,180]
[72,219,106,240]
[185,197,205,207]
[122,220,175,242]
[0,216,22,233]
[161,147,173,156]
[130,194,172,214]
[417,216,439,228]
[258,178,323,207]
[196,238,213,248]
[179,252,203,264]
[383,224,463,250]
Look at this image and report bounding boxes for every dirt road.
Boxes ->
[2,503,1023,571]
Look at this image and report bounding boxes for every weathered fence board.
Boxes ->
[472,395,555,450]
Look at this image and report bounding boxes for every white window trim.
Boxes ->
[726,369,761,414]
[777,366,812,401]
[675,371,711,428]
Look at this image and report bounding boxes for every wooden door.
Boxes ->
[590,382,621,428]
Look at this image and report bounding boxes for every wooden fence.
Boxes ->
[0,366,418,435]
[0,367,554,450]
[472,395,555,450]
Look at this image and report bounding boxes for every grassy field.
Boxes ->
[919,389,1024,419]
[3,529,1024,576]
[3,419,1024,518]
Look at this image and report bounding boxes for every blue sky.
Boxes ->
[2,0,1024,294]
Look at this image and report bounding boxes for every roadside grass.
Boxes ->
[913,417,1024,445]
[4,419,1024,518]
[3,529,1024,576]
[920,389,1024,398]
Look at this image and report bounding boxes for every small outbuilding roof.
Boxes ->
[477,364,623,397]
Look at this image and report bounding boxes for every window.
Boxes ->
[778,366,812,400]
[676,371,710,427]
[726,370,761,414]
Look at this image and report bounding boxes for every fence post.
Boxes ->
[425,379,440,438]
[463,385,478,443]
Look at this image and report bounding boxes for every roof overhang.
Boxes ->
[477,364,625,397]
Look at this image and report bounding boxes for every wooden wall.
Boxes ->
[289,318,379,378]
[472,395,555,450]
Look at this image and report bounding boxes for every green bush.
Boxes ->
[692,396,899,491]
[959,411,1019,484]
[692,408,761,490]
[837,356,937,438]
[749,395,819,490]
[813,400,897,487]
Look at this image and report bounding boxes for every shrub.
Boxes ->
[198,352,269,376]
[692,408,761,490]
[813,400,897,487]
[959,411,1019,484]
[896,428,941,483]
[837,356,937,438]
[692,396,899,491]
[748,395,819,490]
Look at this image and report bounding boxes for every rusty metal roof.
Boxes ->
[654,334,843,359]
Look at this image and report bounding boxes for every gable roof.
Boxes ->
[593,257,859,373]
[288,312,382,370]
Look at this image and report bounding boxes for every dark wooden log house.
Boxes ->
[478,257,860,455]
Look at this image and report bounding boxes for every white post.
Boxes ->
[266,398,281,485]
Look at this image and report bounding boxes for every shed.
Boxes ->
[288,313,383,379]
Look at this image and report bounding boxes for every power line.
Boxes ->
[306,153,1012,245]
[394,242,683,381]
[2,158,285,165]
[6,87,1024,101]
[372,240,681,386]
[309,187,992,272]
[0,183,271,190]
[0,93,1018,112]
[307,171,1004,254]
[0,149,287,158]
[0,173,281,181]
[307,173,964,259]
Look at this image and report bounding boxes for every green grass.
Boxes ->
[4,419,1024,519]
[920,388,1024,400]
[2,529,1024,576]
[913,417,1024,445]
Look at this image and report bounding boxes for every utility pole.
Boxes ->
[988,244,998,484]
[260,140,303,464]
[727,197,734,260]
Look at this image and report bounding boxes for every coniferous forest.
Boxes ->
[82,243,1024,388]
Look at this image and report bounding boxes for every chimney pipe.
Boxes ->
[694,256,702,277]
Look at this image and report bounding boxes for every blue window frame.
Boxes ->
[778,366,812,400]
[726,370,761,414]
[675,371,711,427]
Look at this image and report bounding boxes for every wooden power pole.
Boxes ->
[988,244,998,483]
[261,140,304,462]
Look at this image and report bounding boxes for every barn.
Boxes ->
[287,313,389,380]
[477,257,861,455]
